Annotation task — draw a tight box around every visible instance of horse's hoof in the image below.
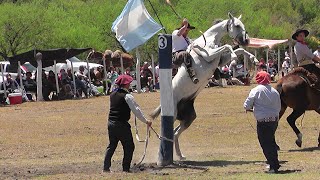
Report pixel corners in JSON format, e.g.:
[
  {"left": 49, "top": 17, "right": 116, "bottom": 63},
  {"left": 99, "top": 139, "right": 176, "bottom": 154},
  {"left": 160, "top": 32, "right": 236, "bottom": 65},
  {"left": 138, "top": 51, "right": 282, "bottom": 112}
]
[
  {"left": 178, "top": 156, "right": 187, "bottom": 161},
  {"left": 295, "top": 140, "right": 302, "bottom": 147}
]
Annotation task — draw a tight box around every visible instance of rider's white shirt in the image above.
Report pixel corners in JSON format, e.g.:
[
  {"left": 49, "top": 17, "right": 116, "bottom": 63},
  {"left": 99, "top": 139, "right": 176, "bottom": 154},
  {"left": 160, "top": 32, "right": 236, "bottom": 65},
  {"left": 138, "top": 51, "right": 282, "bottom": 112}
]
[
  {"left": 294, "top": 42, "right": 315, "bottom": 64},
  {"left": 172, "top": 30, "right": 191, "bottom": 53}
]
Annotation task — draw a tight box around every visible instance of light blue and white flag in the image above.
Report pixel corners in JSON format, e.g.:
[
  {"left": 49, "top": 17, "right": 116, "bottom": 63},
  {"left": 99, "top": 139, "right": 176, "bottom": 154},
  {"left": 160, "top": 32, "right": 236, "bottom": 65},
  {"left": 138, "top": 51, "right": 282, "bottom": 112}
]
[{"left": 111, "top": 0, "right": 163, "bottom": 52}]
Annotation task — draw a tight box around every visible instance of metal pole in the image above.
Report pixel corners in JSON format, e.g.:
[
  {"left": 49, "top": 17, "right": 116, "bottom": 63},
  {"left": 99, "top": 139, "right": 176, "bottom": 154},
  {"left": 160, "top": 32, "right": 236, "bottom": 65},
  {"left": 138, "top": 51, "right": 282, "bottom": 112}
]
[
  {"left": 18, "top": 61, "right": 24, "bottom": 92},
  {"left": 135, "top": 48, "right": 141, "bottom": 93},
  {"left": 120, "top": 54, "right": 124, "bottom": 75},
  {"left": 86, "top": 58, "right": 92, "bottom": 96},
  {"left": 278, "top": 48, "right": 281, "bottom": 78},
  {"left": 157, "top": 34, "right": 174, "bottom": 166},
  {"left": 266, "top": 48, "right": 269, "bottom": 73},
  {"left": 54, "top": 60, "right": 60, "bottom": 94},
  {"left": 289, "top": 42, "right": 293, "bottom": 68},
  {"left": 70, "top": 61, "right": 77, "bottom": 98},
  {"left": 1, "top": 63, "right": 7, "bottom": 98},
  {"left": 151, "top": 54, "right": 156, "bottom": 90},
  {"left": 254, "top": 49, "right": 257, "bottom": 73},
  {"left": 36, "top": 53, "right": 43, "bottom": 101},
  {"left": 102, "top": 57, "right": 107, "bottom": 80}
]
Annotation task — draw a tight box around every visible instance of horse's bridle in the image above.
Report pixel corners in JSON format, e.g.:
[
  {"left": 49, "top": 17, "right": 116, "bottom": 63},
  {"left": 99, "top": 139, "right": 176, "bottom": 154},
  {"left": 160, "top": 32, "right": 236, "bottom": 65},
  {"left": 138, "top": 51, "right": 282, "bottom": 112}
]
[{"left": 226, "top": 19, "right": 248, "bottom": 45}]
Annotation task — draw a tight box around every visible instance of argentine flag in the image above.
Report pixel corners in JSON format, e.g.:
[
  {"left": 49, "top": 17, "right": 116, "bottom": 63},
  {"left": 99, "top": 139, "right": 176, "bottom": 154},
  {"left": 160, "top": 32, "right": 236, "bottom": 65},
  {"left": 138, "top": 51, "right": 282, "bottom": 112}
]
[{"left": 112, "top": 0, "right": 163, "bottom": 52}]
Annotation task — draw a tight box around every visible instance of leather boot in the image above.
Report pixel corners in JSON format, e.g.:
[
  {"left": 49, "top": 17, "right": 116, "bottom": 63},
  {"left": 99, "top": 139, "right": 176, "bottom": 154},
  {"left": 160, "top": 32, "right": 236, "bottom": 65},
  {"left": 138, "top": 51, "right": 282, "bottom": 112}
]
[{"left": 187, "top": 68, "right": 199, "bottom": 84}]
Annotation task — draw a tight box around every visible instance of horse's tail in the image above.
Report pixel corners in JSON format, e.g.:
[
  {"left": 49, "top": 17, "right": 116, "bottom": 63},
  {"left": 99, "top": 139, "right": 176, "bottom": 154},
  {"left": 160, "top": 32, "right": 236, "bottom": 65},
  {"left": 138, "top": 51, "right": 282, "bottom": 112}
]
[{"left": 150, "top": 105, "right": 161, "bottom": 120}]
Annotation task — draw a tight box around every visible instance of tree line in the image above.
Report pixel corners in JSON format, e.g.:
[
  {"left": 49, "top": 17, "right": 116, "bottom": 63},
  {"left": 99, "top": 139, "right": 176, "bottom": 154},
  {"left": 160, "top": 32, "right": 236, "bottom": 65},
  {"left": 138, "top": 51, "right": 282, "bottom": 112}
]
[{"left": 0, "top": 0, "right": 319, "bottom": 61}]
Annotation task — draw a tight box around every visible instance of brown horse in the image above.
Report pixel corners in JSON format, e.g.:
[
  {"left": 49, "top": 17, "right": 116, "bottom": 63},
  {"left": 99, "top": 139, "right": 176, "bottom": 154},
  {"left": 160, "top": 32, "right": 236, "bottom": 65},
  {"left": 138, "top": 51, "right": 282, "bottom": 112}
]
[
  {"left": 276, "top": 68, "right": 320, "bottom": 148},
  {"left": 87, "top": 49, "right": 134, "bottom": 69}
]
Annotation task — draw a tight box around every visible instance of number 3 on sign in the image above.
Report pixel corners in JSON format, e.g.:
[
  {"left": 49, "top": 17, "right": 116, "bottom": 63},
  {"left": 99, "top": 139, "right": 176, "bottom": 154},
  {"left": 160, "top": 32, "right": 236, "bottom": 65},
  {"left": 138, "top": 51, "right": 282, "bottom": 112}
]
[{"left": 158, "top": 35, "right": 167, "bottom": 49}]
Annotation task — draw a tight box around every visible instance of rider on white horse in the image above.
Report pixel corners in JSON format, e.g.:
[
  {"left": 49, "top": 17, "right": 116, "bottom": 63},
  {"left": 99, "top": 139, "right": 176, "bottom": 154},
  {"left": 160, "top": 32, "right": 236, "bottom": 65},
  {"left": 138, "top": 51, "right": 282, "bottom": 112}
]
[{"left": 172, "top": 18, "right": 199, "bottom": 84}]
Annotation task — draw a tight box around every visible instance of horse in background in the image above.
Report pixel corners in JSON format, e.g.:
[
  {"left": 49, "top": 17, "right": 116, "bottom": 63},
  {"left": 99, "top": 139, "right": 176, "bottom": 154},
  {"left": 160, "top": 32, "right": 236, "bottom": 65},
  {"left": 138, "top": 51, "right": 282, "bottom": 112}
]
[
  {"left": 276, "top": 67, "right": 320, "bottom": 148},
  {"left": 151, "top": 13, "right": 258, "bottom": 162}
]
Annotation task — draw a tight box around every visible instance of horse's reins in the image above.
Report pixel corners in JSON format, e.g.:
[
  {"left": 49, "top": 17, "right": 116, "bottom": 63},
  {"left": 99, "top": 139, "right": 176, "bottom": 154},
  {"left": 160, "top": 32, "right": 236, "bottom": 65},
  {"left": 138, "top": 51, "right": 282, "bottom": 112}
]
[
  {"left": 133, "top": 116, "right": 174, "bottom": 167},
  {"left": 245, "top": 109, "right": 256, "bottom": 131}
]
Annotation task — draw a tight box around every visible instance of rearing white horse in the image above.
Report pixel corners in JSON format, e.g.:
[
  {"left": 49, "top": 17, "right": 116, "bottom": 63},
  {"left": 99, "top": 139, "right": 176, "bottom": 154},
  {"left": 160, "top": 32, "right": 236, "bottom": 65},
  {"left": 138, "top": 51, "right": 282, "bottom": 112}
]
[{"left": 151, "top": 13, "right": 258, "bottom": 161}]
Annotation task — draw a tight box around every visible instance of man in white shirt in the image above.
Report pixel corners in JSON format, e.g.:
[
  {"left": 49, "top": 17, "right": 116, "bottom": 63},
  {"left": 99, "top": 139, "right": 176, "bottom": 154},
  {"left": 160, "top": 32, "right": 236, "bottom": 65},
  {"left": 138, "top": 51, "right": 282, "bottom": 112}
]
[
  {"left": 244, "top": 71, "right": 281, "bottom": 173},
  {"left": 281, "top": 57, "right": 290, "bottom": 76},
  {"left": 172, "top": 18, "right": 198, "bottom": 83},
  {"left": 292, "top": 29, "right": 320, "bottom": 76}
]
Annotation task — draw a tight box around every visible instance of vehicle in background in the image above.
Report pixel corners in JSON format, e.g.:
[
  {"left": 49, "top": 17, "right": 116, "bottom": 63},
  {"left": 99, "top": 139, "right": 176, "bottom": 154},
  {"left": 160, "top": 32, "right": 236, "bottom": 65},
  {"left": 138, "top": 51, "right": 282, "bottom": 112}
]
[
  {"left": 44, "top": 56, "right": 103, "bottom": 74},
  {"left": 0, "top": 61, "right": 37, "bottom": 85}
]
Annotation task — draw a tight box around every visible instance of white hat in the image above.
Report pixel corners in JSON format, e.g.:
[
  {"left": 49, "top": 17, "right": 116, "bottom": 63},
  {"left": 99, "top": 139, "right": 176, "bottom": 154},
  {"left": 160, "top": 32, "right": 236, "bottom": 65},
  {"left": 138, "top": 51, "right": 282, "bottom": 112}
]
[{"left": 285, "top": 57, "right": 290, "bottom": 60}]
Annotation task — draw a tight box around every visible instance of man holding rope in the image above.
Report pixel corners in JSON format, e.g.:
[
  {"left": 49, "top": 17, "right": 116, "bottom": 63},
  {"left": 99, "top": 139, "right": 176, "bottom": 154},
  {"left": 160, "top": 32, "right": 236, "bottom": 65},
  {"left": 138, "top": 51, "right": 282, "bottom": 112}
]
[
  {"left": 172, "top": 18, "right": 199, "bottom": 84},
  {"left": 103, "top": 74, "right": 152, "bottom": 173}
]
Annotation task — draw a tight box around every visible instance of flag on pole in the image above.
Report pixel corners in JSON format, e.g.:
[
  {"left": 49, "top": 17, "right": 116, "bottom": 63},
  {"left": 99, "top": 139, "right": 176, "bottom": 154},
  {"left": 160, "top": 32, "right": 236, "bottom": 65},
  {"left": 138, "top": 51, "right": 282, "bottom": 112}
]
[{"left": 112, "top": 0, "right": 163, "bottom": 52}]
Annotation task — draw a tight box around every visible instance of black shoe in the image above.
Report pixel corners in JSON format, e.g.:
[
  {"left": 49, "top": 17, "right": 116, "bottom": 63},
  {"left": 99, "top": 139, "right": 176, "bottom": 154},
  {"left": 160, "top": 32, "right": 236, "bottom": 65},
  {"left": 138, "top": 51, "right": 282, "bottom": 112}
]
[
  {"left": 102, "top": 169, "right": 111, "bottom": 173},
  {"left": 123, "top": 169, "right": 132, "bottom": 173},
  {"left": 265, "top": 168, "right": 278, "bottom": 174}
]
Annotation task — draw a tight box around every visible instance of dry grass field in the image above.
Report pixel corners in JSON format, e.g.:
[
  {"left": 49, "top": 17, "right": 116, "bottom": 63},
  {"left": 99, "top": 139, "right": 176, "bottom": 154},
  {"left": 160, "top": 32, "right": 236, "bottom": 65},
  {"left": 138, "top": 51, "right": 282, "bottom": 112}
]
[{"left": 0, "top": 85, "right": 319, "bottom": 179}]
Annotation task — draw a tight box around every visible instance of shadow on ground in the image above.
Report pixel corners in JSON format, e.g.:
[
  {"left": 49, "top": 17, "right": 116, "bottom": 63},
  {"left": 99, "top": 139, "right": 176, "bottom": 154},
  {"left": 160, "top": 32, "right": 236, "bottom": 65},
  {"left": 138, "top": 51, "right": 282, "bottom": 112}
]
[{"left": 288, "top": 146, "right": 320, "bottom": 152}]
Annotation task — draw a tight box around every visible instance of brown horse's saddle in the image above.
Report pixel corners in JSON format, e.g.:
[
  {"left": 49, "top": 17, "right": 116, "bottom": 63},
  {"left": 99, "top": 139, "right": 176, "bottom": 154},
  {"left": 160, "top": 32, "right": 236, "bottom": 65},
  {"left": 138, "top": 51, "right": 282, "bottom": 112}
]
[{"left": 289, "top": 67, "right": 320, "bottom": 91}]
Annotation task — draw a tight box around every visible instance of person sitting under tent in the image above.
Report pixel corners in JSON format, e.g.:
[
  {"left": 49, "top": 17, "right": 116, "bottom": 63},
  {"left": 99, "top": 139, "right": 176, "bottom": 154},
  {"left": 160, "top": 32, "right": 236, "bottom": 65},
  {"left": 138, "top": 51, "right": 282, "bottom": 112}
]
[
  {"left": 229, "top": 60, "right": 249, "bottom": 85},
  {"left": 23, "top": 72, "right": 37, "bottom": 93},
  {"left": 3, "top": 74, "right": 19, "bottom": 93},
  {"left": 172, "top": 18, "right": 198, "bottom": 84}
]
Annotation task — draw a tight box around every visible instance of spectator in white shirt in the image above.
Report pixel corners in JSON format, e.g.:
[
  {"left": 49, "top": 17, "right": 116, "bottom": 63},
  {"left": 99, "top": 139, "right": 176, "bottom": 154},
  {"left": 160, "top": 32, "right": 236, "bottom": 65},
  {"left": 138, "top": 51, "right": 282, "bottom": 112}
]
[
  {"left": 244, "top": 71, "right": 281, "bottom": 173},
  {"left": 281, "top": 57, "right": 290, "bottom": 76}
]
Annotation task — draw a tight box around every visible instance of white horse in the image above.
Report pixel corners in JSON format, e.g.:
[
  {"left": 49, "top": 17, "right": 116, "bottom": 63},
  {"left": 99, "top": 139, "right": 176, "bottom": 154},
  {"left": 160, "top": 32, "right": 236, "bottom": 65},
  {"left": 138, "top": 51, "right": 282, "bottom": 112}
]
[{"left": 151, "top": 13, "right": 258, "bottom": 161}]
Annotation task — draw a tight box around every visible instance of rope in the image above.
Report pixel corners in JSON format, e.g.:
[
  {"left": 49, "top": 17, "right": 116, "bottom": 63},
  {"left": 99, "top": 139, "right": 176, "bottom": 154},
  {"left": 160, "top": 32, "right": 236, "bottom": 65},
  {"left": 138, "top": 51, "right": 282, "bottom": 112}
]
[
  {"left": 245, "top": 110, "right": 256, "bottom": 131},
  {"left": 134, "top": 119, "right": 175, "bottom": 167},
  {"left": 147, "top": 0, "right": 167, "bottom": 34}
]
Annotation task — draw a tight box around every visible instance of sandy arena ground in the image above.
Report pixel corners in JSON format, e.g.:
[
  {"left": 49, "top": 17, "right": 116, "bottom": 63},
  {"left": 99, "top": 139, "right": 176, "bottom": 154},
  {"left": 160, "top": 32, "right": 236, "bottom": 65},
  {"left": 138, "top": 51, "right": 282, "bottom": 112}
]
[{"left": 0, "top": 85, "right": 319, "bottom": 179}]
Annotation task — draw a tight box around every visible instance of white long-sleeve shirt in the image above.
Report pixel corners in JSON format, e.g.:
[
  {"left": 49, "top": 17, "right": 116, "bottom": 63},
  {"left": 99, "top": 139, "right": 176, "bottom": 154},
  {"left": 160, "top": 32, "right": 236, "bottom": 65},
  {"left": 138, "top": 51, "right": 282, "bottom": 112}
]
[
  {"left": 124, "top": 94, "right": 147, "bottom": 124},
  {"left": 244, "top": 85, "right": 281, "bottom": 120},
  {"left": 294, "top": 42, "right": 315, "bottom": 66}
]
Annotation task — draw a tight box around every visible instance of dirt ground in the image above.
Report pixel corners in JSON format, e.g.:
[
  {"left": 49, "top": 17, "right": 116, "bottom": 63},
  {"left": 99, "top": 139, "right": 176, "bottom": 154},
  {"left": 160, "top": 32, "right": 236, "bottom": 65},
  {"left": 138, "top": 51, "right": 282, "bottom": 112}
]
[{"left": 0, "top": 85, "right": 319, "bottom": 179}]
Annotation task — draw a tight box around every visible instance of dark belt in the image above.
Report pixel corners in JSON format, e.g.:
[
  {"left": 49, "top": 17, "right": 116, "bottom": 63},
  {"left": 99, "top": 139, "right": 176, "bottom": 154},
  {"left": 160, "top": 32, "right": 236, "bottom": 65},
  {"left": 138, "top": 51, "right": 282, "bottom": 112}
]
[{"left": 257, "top": 116, "right": 278, "bottom": 123}]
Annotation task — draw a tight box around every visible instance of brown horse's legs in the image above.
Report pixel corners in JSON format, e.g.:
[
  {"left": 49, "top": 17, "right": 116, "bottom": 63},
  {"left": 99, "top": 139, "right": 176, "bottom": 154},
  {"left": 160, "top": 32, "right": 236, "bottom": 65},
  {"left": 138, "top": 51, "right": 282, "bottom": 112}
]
[
  {"left": 279, "top": 101, "right": 287, "bottom": 119},
  {"left": 316, "top": 109, "right": 320, "bottom": 147},
  {"left": 287, "top": 110, "right": 305, "bottom": 147}
]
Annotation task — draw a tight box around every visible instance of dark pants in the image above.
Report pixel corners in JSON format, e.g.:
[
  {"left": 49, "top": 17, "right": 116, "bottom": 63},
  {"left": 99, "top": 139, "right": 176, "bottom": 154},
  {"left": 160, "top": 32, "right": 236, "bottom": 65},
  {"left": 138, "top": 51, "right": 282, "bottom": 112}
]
[
  {"left": 103, "top": 121, "right": 135, "bottom": 171},
  {"left": 257, "top": 121, "right": 280, "bottom": 170}
]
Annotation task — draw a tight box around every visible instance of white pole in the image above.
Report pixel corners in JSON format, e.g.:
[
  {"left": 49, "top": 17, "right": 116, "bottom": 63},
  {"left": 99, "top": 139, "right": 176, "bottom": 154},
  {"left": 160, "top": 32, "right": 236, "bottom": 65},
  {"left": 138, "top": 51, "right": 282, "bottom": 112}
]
[
  {"left": 266, "top": 48, "right": 269, "bottom": 72},
  {"left": 36, "top": 53, "right": 43, "bottom": 101},
  {"left": 70, "top": 61, "right": 77, "bottom": 98},
  {"left": 102, "top": 57, "right": 107, "bottom": 80},
  {"left": 289, "top": 42, "right": 293, "bottom": 68},
  {"left": 135, "top": 48, "right": 141, "bottom": 93},
  {"left": 120, "top": 55, "right": 124, "bottom": 75},
  {"left": 18, "top": 61, "right": 24, "bottom": 92},
  {"left": 1, "top": 63, "right": 7, "bottom": 98},
  {"left": 254, "top": 49, "right": 257, "bottom": 73},
  {"left": 86, "top": 58, "right": 92, "bottom": 96},
  {"left": 278, "top": 48, "right": 280, "bottom": 78},
  {"left": 54, "top": 60, "right": 60, "bottom": 94},
  {"left": 151, "top": 54, "right": 156, "bottom": 89}
]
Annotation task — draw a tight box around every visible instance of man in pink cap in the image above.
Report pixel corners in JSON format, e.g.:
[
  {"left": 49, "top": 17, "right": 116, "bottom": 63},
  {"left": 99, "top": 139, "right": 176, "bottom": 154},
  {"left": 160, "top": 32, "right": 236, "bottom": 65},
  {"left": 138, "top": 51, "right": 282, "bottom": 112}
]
[
  {"left": 103, "top": 74, "right": 152, "bottom": 173},
  {"left": 243, "top": 71, "right": 281, "bottom": 173}
]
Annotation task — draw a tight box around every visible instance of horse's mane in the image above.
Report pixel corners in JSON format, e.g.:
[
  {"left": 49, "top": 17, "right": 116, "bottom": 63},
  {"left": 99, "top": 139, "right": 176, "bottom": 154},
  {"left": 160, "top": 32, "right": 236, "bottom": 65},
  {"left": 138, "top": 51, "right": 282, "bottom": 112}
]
[{"left": 289, "top": 67, "right": 319, "bottom": 88}]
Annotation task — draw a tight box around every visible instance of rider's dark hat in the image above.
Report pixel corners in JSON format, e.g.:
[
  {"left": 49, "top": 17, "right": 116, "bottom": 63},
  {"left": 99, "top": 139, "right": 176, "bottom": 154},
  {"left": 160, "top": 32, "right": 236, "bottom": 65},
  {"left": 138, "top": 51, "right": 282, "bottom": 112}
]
[
  {"left": 178, "top": 23, "right": 195, "bottom": 30},
  {"left": 292, "top": 29, "right": 309, "bottom": 40}
]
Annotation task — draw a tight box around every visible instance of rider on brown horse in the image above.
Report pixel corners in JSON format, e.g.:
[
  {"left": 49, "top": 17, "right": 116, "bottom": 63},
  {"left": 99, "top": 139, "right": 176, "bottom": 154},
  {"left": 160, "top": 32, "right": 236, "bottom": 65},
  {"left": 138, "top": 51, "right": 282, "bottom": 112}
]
[{"left": 292, "top": 29, "right": 320, "bottom": 79}]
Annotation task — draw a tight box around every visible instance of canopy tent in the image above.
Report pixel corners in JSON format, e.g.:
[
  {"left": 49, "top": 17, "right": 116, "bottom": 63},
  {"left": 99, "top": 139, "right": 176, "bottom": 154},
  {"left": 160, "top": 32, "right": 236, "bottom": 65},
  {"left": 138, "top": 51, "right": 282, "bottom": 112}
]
[
  {"left": 7, "top": 48, "right": 92, "bottom": 70},
  {"left": 5, "top": 48, "right": 92, "bottom": 101},
  {"left": 247, "top": 38, "right": 290, "bottom": 77},
  {"left": 248, "top": 38, "right": 288, "bottom": 49}
]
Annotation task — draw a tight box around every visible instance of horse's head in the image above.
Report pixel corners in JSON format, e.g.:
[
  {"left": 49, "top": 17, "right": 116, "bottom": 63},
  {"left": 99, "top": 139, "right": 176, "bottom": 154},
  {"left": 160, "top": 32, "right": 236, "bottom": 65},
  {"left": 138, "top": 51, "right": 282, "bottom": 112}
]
[{"left": 226, "top": 13, "right": 249, "bottom": 46}]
